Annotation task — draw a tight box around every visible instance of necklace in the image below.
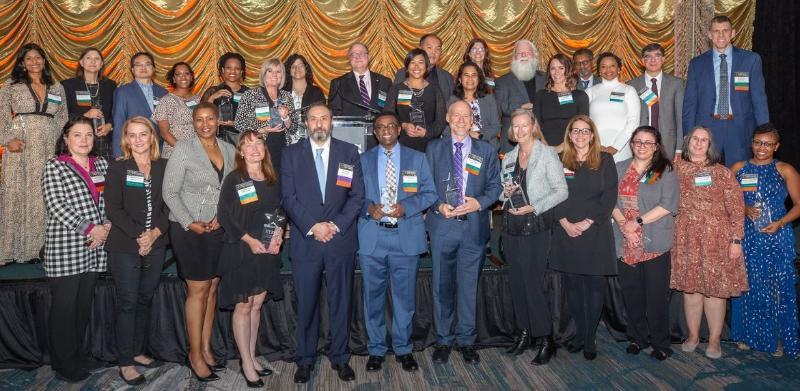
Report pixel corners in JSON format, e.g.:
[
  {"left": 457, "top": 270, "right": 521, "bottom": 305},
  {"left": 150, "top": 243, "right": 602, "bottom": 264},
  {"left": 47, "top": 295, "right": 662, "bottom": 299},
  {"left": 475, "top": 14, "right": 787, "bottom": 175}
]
[
  {"left": 200, "top": 140, "right": 218, "bottom": 148},
  {"left": 404, "top": 80, "right": 426, "bottom": 97},
  {"left": 84, "top": 79, "right": 100, "bottom": 99}
]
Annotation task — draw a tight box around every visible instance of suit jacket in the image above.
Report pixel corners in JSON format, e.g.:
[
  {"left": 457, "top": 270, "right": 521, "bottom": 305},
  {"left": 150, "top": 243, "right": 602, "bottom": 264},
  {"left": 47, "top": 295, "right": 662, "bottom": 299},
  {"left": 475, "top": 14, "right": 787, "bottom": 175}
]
[
  {"left": 495, "top": 70, "right": 547, "bottom": 152},
  {"left": 104, "top": 158, "right": 170, "bottom": 254},
  {"left": 499, "top": 140, "right": 568, "bottom": 214},
  {"left": 394, "top": 66, "right": 454, "bottom": 99},
  {"left": 112, "top": 81, "right": 168, "bottom": 157},
  {"left": 425, "top": 136, "right": 502, "bottom": 244},
  {"left": 281, "top": 137, "right": 365, "bottom": 258},
  {"left": 162, "top": 137, "right": 236, "bottom": 229},
  {"left": 358, "top": 144, "right": 437, "bottom": 256},
  {"left": 576, "top": 75, "right": 601, "bottom": 90},
  {"left": 329, "top": 71, "right": 393, "bottom": 116},
  {"left": 682, "top": 47, "right": 769, "bottom": 142},
  {"left": 446, "top": 94, "right": 502, "bottom": 150},
  {"left": 630, "top": 73, "right": 685, "bottom": 159}
]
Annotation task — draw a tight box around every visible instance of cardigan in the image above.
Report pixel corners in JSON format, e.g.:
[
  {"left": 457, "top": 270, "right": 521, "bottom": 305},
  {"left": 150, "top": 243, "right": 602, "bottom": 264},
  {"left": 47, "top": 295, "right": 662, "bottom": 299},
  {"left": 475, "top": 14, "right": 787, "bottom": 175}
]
[{"left": 499, "top": 139, "right": 568, "bottom": 214}]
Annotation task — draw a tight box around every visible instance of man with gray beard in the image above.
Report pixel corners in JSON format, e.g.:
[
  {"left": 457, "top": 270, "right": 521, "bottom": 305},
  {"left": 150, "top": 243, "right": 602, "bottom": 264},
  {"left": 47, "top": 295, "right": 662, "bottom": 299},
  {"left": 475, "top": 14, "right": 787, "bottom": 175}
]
[{"left": 495, "top": 40, "right": 546, "bottom": 152}]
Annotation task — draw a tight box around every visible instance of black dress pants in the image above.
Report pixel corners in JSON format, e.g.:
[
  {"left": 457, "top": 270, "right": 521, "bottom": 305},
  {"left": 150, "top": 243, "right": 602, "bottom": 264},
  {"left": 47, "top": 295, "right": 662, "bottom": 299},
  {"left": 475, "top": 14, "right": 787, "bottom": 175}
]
[
  {"left": 503, "top": 230, "right": 552, "bottom": 337},
  {"left": 617, "top": 251, "right": 672, "bottom": 352},
  {"left": 48, "top": 272, "right": 98, "bottom": 378},
  {"left": 564, "top": 273, "right": 606, "bottom": 353}
]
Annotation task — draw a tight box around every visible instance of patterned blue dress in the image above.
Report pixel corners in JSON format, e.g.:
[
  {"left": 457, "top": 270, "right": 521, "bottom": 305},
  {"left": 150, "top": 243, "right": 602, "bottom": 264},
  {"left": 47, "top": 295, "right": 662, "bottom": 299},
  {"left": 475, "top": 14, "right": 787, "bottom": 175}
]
[{"left": 732, "top": 160, "right": 798, "bottom": 358}]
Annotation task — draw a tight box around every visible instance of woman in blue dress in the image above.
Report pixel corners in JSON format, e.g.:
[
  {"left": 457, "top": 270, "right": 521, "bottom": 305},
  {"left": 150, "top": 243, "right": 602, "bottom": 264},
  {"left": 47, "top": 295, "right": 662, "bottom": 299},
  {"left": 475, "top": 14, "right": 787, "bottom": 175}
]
[{"left": 731, "top": 124, "right": 800, "bottom": 359}]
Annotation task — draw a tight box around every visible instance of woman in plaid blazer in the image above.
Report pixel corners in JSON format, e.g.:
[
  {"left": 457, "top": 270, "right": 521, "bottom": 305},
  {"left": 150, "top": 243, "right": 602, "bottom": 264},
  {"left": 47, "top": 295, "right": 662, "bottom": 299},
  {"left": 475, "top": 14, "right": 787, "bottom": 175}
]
[{"left": 42, "top": 117, "right": 110, "bottom": 383}]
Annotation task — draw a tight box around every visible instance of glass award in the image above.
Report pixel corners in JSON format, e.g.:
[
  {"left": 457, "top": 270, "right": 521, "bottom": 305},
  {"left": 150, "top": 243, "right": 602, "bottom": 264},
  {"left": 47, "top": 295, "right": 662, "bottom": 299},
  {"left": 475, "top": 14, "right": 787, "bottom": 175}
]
[
  {"left": 260, "top": 209, "right": 287, "bottom": 248},
  {"left": 751, "top": 191, "right": 772, "bottom": 231},
  {"left": 91, "top": 99, "right": 105, "bottom": 133},
  {"left": 506, "top": 175, "right": 529, "bottom": 209},
  {"left": 381, "top": 186, "right": 396, "bottom": 214},
  {"left": 443, "top": 172, "right": 462, "bottom": 207},
  {"left": 218, "top": 95, "right": 233, "bottom": 122},
  {"left": 410, "top": 107, "right": 426, "bottom": 128}
]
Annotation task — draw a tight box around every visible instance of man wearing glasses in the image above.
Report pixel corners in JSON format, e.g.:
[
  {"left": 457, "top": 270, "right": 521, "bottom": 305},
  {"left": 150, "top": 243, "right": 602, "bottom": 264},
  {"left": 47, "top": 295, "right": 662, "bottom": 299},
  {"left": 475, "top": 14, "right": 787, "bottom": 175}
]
[
  {"left": 573, "top": 48, "right": 600, "bottom": 91},
  {"left": 329, "top": 42, "right": 393, "bottom": 117},
  {"left": 629, "top": 43, "right": 686, "bottom": 160}
]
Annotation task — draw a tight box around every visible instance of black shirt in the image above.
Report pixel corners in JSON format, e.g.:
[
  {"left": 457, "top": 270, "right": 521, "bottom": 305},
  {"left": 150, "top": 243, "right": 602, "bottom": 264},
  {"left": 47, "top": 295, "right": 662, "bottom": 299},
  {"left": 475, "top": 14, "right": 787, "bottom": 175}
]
[
  {"left": 533, "top": 89, "right": 590, "bottom": 146},
  {"left": 384, "top": 82, "right": 447, "bottom": 152},
  {"left": 523, "top": 76, "right": 538, "bottom": 103},
  {"left": 202, "top": 83, "right": 250, "bottom": 135}
]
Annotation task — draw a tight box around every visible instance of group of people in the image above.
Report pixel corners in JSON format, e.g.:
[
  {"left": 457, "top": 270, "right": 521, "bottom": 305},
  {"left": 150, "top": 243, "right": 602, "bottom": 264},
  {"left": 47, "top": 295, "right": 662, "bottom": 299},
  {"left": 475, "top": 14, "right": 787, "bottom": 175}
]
[{"left": 0, "top": 13, "right": 797, "bottom": 387}]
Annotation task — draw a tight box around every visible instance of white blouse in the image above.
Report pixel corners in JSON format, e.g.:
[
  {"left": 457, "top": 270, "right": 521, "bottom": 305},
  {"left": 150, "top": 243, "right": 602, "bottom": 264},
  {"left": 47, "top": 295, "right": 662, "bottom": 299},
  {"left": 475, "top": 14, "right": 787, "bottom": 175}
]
[{"left": 586, "top": 78, "right": 641, "bottom": 162}]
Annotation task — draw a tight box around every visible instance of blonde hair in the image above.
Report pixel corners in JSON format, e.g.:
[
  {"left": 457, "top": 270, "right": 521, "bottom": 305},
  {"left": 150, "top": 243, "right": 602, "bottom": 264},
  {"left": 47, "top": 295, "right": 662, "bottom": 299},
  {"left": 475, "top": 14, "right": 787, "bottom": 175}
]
[
  {"left": 561, "top": 114, "right": 601, "bottom": 170},
  {"left": 259, "top": 58, "right": 285, "bottom": 89},
  {"left": 120, "top": 116, "right": 160, "bottom": 160},
  {"left": 507, "top": 108, "right": 544, "bottom": 144}
]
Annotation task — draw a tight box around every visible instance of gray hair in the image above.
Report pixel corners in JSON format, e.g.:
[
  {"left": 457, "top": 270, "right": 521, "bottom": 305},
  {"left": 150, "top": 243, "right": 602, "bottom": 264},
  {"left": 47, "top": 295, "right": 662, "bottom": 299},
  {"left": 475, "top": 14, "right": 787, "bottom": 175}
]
[{"left": 680, "top": 126, "right": 721, "bottom": 165}]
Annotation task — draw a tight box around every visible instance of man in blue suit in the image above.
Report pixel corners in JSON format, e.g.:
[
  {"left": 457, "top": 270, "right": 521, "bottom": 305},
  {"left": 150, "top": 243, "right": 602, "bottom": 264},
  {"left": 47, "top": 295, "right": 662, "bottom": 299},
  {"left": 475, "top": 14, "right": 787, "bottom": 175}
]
[
  {"left": 358, "top": 113, "right": 437, "bottom": 373},
  {"left": 425, "top": 100, "right": 502, "bottom": 364},
  {"left": 111, "top": 52, "right": 167, "bottom": 157},
  {"left": 682, "top": 15, "right": 769, "bottom": 165},
  {"left": 280, "top": 103, "right": 365, "bottom": 383}
]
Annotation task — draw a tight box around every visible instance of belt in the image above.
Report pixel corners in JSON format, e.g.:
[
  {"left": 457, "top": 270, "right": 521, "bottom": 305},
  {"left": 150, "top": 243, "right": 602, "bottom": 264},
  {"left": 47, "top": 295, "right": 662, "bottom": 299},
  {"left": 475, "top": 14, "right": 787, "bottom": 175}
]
[
  {"left": 712, "top": 114, "right": 734, "bottom": 120},
  {"left": 454, "top": 215, "right": 467, "bottom": 221},
  {"left": 378, "top": 221, "right": 398, "bottom": 229}
]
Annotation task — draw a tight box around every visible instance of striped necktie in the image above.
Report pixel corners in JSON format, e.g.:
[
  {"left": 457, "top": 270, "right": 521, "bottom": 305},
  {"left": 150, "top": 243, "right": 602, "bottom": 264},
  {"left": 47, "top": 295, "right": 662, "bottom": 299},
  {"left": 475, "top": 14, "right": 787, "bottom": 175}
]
[{"left": 358, "top": 74, "right": 370, "bottom": 106}]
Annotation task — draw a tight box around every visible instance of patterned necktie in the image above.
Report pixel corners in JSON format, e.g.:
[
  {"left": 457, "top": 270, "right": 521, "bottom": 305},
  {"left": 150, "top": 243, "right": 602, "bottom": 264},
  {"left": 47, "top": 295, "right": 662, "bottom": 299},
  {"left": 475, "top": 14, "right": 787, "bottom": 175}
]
[
  {"left": 717, "top": 53, "right": 730, "bottom": 116},
  {"left": 384, "top": 149, "right": 397, "bottom": 224},
  {"left": 315, "top": 148, "right": 326, "bottom": 203},
  {"left": 358, "top": 74, "right": 370, "bottom": 106},
  {"left": 454, "top": 142, "right": 464, "bottom": 206},
  {"left": 650, "top": 77, "right": 659, "bottom": 129},
  {"left": 582, "top": 80, "right": 589, "bottom": 89}
]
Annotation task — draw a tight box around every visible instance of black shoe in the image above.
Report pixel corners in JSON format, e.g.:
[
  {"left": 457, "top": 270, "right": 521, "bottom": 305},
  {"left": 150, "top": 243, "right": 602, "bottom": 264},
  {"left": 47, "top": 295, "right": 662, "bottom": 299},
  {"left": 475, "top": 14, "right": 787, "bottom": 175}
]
[
  {"left": 365, "top": 355, "right": 384, "bottom": 371},
  {"left": 133, "top": 357, "right": 164, "bottom": 369},
  {"left": 119, "top": 369, "right": 146, "bottom": 386},
  {"left": 566, "top": 343, "right": 583, "bottom": 354},
  {"left": 460, "top": 346, "right": 480, "bottom": 364},
  {"left": 432, "top": 345, "right": 452, "bottom": 363},
  {"left": 583, "top": 351, "right": 597, "bottom": 361},
  {"left": 331, "top": 362, "right": 355, "bottom": 381},
  {"left": 651, "top": 349, "right": 671, "bottom": 361},
  {"left": 626, "top": 343, "right": 644, "bottom": 355},
  {"left": 55, "top": 370, "right": 90, "bottom": 383},
  {"left": 184, "top": 357, "right": 220, "bottom": 382},
  {"left": 294, "top": 364, "right": 312, "bottom": 383},
  {"left": 208, "top": 361, "right": 226, "bottom": 372},
  {"left": 26, "top": 258, "right": 42, "bottom": 264},
  {"left": 240, "top": 367, "right": 265, "bottom": 388},
  {"left": 531, "top": 336, "right": 557, "bottom": 366},
  {"left": 396, "top": 354, "right": 418, "bottom": 372},
  {"left": 506, "top": 329, "right": 531, "bottom": 356},
  {"left": 255, "top": 367, "right": 273, "bottom": 377}
]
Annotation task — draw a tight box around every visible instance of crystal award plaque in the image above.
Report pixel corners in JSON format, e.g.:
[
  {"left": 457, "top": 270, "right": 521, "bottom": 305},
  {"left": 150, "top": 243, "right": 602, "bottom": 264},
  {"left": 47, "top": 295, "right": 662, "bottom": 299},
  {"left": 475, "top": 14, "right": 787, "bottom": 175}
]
[
  {"left": 751, "top": 192, "right": 773, "bottom": 231},
  {"left": 381, "top": 186, "right": 397, "bottom": 214},
  {"left": 260, "top": 209, "right": 287, "bottom": 248},
  {"left": 443, "top": 172, "right": 462, "bottom": 207}
]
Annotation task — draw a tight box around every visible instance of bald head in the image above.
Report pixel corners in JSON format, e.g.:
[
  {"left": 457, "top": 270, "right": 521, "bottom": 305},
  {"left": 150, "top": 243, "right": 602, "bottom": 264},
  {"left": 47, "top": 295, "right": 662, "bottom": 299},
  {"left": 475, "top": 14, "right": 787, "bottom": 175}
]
[{"left": 447, "top": 100, "right": 473, "bottom": 141}]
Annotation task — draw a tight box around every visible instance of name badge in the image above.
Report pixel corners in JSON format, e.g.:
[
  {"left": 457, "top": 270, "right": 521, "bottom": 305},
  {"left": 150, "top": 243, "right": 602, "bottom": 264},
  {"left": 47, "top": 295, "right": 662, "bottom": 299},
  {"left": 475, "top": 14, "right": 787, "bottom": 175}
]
[
  {"left": 638, "top": 87, "right": 659, "bottom": 107},
  {"left": 255, "top": 104, "right": 271, "bottom": 122},
  {"left": 46, "top": 93, "right": 63, "bottom": 105},
  {"left": 485, "top": 78, "right": 496, "bottom": 87},
  {"left": 336, "top": 163, "right": 354, "bottom": 188},
  {"left": 694, "top": 172, "right": 712, "bottom": 187},
  {"left": 502, "top": 162, "right": 515, "bottom": 179},
  {"left": 557, "top": 92, "right": 574, "bottom": 105},
  {"left": 186, "top": 100, "right": 198, "bottom": 109},
  {"left": 377, "top": 91, "right": 387, "bottom": 108},
  {"left": 609, "top": 91, "right": 625, "bottom": 103},
  {"left": 734, "top": 72, "right": 750, "bottom": 91},
  {"left": 465, "top": 153, "right": 482, "bottom": 176},
  {"left": 125, "top": 170, "right": 145, "bottom": 188},
  {"left": 153, "top": 98, "right": 160, "bottom": 108},
  {"left": 402, "top": 170, "right": 418, "bottom": 193},
  {"left": 75, "top": 91, "right": 92, "bottom": 107},
  {"left": 397, "top": 90, "right": 413, "bottom": 106},
  {"left": 740, "top": 173, "right": 758, "bottom": 192},
  {"left": 640, "top": 171, "right": 660, "bottom": 184},
  {"left": 564, "top": 167, "right": 575, "bottom": 180},
  {"left": 90, "top": 172, "right": 105, "bottom": 193},
  {"left": 232, "top": 92, "right": 242, "bottom": 104},
  {"left": 236, "top": 181, "right": 258, "bottom": 205}
]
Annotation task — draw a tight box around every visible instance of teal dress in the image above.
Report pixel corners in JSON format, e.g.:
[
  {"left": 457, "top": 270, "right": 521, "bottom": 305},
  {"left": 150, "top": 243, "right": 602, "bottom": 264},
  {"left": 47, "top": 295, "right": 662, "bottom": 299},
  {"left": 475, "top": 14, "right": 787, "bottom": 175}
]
[{"left": 732, "top": 160, "right": 798, "bottom": 358}]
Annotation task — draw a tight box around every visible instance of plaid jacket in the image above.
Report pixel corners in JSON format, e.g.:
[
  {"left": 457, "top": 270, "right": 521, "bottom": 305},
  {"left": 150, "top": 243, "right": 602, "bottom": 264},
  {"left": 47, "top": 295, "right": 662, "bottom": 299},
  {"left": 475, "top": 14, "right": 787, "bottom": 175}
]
[{"left": 42, "top": 156, "right": 109, "bottom": 277}]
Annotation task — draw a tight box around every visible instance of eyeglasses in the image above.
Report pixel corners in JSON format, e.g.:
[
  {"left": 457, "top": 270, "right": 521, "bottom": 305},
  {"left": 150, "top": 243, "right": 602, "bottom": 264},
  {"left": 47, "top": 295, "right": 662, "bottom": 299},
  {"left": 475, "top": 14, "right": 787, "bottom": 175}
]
[
  {"left": 470, "top": 47, "right": 486, "bottom": 53},
  {"left": 643, "top": 54, "right": 664, "bottom": 62},
  {"left": 349, "top": 52, "right": 368, "bottom": 59},
  {"left": 575, "top": 60, "right": 591, "bottom": 66},
  {"left": 374, "top": 123, "right": 400, "bottom": 131},
  {"left": 631, "top": 140, "right": 657, "bottom": 147},
  {"left": 752, "top": 140, "right": 777, "bottom": 148},
  {"left": 133, "top": 62, "right": 153, "bottom": 68},
  {"left": 570, "top": 128, "right": 592, "bottom": 135}
]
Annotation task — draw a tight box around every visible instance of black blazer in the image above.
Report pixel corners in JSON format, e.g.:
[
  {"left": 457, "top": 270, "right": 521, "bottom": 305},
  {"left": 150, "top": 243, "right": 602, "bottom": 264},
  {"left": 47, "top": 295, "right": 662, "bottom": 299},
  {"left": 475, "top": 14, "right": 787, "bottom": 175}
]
[
  {"left": 329, "top": 71, "right": 393, "bottom": 116},
  {"left": 104, "top": 158, "right": 170, "bottom": 254},
  {"left": 283, "top": 84, "right": 327, "bottom": 118}
]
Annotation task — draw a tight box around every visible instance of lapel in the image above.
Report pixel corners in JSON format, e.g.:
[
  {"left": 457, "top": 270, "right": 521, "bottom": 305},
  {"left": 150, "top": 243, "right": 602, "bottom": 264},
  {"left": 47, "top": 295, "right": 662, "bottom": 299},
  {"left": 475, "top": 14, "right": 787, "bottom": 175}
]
[
  {"left": 527, "top": 141, "right": 543, "bottom": 174},
  {"left": 465, "top": 140, "right": 480, "bottom": 196},
  {"left": 191, "top": 138, "right": 222, "bottom": 184},
  {"left": 512, "top": 77, "right": 527, "bottom": 100},
  {"left": 362, "top": 147, "right": 378, "bottom": 201},
  {"left": 324, "top": 139, "right": 341, "bottom": 203},
  {"left": 370, "top": 73, "right": 384, "bottom": 107},
  {"left": 397, "top": 145, "right": 412, "bottom": 201},
  {"left": 129, "top": 82, "right": 152, "bottom": 116},
  {"left": 301, "top": 139, "right": 324, "bottom": 204}
]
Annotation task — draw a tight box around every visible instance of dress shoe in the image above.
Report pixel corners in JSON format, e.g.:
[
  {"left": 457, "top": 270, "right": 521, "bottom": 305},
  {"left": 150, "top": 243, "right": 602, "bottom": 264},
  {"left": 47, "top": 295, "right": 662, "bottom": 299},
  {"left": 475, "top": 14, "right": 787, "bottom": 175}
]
[
  {"left": 240, "top": 367, "right": 265, "bottom": 388},
  {"left": 460, "top": 346, "right": 480, "bottom": 364},
  {"left": 207, "top": 361, "right": 226, "bottom": 372},
  {"left": 366, "top": 355, "right": 384, "bottom": 371},
  {"left": 396, "top": 354, "right": 418, "bottom": 372},
  {"left": 119, "top": 369, "right": 146, "bottom": 386},
  {"left": 505, "top": 329, "right": 531, "bottom": 355},
  {"left": 243, "top": 359, "right": 273, "bottom": 377},
  {"left": 331, "top": 362, "right": 355, "bottom": 381},
  {"left": 531, "top": 336, "right": 557, "bottom": 366},
  {"left": 705, "top": 345, "right": 722, "bottom": 359},
  {"left": 681, "top": 339, "right": 699, "bottom": 353},
  {"left": 626, "top": 343, "right": 644, "bottom": 355},
  {"left": 583, "top": 351, "right": 597, "bottom": 361},
  {"left": 651, "top": 349, "right": 671, "bottom": 361},
  {"left": 293, "top": 365, "right": 312, "bottom": 383},
  {"left": 566, "top": 343, "right": 583, "bottom": 354},
  {"left": 432, "top": 345, "right": 452, "bottom": 363},
  {"left": 184, "top": 357, "right": 220, "bottom": 382}
]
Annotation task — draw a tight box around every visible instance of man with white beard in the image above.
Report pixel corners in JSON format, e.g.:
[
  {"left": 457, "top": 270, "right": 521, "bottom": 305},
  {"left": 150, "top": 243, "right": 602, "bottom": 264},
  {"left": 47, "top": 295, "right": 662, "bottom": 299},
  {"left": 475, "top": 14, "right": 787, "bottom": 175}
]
[{"left": 495, "top": 40, "right": 546, "bottom": 152}]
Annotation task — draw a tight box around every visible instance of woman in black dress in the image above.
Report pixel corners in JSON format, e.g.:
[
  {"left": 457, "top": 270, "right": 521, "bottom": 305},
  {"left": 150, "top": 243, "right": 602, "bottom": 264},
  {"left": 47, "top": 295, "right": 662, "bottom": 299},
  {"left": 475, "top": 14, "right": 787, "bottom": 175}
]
[
  {"left": 384, "top": 48, "right": 446, "bottom": 152},
  {"left": 550, "top": 114, "right": 618, "bottom": 360},
  {"left": 203, "top": 52, "right": 249, "bottom": 145},
  {"left": 283, "top": 53, "right": 326, "bottom": 111},
  {"left": 533, "top": 54, "right": 589, "bottom": 152},
  {"left": 217, "top": 130, "right": 284, "bottom": 387},
  {"left": 61, "top": 47, "right": 117, "bottom": 160}
]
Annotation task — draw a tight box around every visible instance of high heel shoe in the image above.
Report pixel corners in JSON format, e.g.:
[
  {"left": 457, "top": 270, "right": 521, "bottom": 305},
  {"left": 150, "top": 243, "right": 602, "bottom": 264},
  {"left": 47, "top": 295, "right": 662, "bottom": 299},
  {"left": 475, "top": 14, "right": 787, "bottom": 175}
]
[
  {"left": 184, "top": 357, "right": 220, "bottom": 382},
  {"left": 505, "top": 329, "right": 531, "bottom": 355},
  {"left": 240, "top": 366, "right": 265, "bottom": 388},
  {"left": 681, "top": 339, "right": 699, "bottom": 353},
  {"left": 532, "top": 336, "right": 557, "bottom": 365},
  {"left": 242, "top": 359, "right": 273, "bottom": 377}
]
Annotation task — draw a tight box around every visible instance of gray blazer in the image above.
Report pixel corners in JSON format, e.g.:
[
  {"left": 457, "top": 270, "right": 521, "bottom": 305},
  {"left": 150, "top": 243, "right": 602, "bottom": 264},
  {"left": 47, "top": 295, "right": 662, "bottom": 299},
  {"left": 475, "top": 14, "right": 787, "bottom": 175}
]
[
  {"left": 629, "top": 73, "right": 685, "bottom": 159},
  {"left": 163, "top": 137, "right": 236, "bottom": 229},
  {"left": 612, "top": 158, "right": 680, "bottom": 256},
  {"left": 499, "top": 139, "right": 568, "bottom": 214},
  {"left": 495, "top": 70, "right": 546, "bottom": 152},
  {"left": 445, "top": 94, "right": 502, "bottom": 150},
  {"left": 576, "top": 75, "right": 601, "bottom": 90}
]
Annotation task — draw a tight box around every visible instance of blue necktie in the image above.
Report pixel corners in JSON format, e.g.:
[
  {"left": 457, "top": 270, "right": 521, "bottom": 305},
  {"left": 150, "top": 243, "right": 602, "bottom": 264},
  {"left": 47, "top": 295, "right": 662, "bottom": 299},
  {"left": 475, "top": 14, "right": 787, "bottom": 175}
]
[{"left": 315, "top": 148, "right": 326, "bottom": 202}]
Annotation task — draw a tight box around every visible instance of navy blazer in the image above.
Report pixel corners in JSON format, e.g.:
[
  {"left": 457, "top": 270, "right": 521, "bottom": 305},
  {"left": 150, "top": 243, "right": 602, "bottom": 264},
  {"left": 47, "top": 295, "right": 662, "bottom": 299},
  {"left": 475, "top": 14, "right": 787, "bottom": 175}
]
[
  {"left": 357, "top": 144, "right": 437, "bottom": 256},
  {"left": 112, "top": 81, "right": 168, "bottom": 157},
  {"left": 329, "top": 71, "right": 393, "bottom": 117},
  {"left": 281, "top": 137, "right": 365, "bottom": 258},
  {"left": 425, "top": 136, "right": 502, "bottom": 244},
  {"left": 682, "top": 47, "right": 769, "bottom": 142}
]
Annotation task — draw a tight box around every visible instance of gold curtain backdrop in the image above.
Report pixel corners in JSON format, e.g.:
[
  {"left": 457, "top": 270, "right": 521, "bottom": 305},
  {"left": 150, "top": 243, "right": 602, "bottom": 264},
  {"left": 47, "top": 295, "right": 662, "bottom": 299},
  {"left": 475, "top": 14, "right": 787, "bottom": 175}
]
[{"left": 0, "top": 0, "right": 753, "bottom": 95}]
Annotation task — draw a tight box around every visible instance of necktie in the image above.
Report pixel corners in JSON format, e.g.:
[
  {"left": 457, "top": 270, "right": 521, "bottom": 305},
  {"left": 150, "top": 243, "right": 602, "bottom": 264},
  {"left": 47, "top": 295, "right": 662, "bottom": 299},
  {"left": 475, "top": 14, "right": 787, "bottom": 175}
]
[
  {"left": 582, "top": 80, "right": 589, "bottom": 89},
  {"left": 384, "top": 149, "right": 397, "bottom": 224},
  {"left": 454, "top": 142, "right": 464, "bottom": 206},
  {"left": 650, "top": 77, "right": 659, "bottom": 129},
  {"left": 717, "top": 54, "right": 730, "bottom": 116},
  {"left": 358, "top": 74, "right": 370, "bottom": 106},
  {"left": 315, "top": 148, "right": 326, "bottom": 203}
]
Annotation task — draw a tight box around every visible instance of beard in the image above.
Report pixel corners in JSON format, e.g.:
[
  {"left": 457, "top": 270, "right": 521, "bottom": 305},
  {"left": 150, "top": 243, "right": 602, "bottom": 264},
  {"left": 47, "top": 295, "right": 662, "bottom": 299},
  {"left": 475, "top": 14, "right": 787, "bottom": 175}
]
[
  {"left": 511, "top": 58, "right": 539, "bottom": 81},
  {"left": 310, "top": 127, "right": 330, "bottom": 142}
]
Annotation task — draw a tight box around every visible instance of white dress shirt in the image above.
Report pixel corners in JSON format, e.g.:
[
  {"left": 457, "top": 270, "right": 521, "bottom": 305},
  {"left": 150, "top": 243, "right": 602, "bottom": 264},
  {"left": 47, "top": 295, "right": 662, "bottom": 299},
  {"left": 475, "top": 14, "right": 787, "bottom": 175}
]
[
  {"left": 643, "top": 71, "right": 662, "bottom": 127},
  {"left": 353, "top": 70, "right": 372, "bottom": 98}
]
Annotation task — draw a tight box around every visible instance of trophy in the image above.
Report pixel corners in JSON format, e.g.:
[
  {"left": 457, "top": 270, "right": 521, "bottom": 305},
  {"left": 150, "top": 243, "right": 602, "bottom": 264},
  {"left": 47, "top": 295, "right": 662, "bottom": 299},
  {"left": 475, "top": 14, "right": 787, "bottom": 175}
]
[
  {"left": 751, "top": 191, "right": 772, "bottom": 231},
  {"left": 218, "top": 95, "right": 233, "bottom": 122},
  {"left": 443, "top": 172, "right": 462, "bottom": 207},
  {"left": 506, "top": 175, "right": 529, "bottom": 210},
  {"left": 91, "top": 99, "right": 105, "bottom": 133},
  {"left": 260, "top": 209, "right": 287, "bottom": 248},
  {"left": 410, "top": 107, "right": 426, "bottom": 129},
  {"left": 381, "top": 186, "right": 397, "bottom": 214}
]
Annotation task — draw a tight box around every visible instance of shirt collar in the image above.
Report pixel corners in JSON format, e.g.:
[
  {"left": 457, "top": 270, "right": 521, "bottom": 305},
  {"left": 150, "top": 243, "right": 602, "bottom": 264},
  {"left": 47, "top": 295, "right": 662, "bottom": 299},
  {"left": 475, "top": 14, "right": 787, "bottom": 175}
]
[
  {"left": 353, "top": 69, "right": 371, "bottom": 80},
  {"left": 451, "top": 134, "right": 472, "bottom": 150},
  {"left": 310, "top": 136, "right": 331, "bottom": 151},
  {"left": 644, "top": 71, "right": 663, "bottom": 83}
]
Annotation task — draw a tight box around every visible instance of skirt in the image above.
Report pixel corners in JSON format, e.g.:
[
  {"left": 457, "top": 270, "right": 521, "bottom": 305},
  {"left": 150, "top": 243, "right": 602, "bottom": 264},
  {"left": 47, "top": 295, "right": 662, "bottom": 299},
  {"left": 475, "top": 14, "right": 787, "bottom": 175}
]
[
  {"left": 170, "top": 222, "right": 223, "bottom": 281},
  {"left": 217, "top": 240, "right": 283, "bottom": 310}
]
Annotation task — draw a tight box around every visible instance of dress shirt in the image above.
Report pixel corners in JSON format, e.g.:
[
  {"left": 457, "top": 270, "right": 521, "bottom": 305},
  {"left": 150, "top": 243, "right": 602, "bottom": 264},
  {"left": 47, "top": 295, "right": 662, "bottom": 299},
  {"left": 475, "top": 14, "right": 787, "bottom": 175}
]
[
  {"left": 579, "top": 76, "right": 593, "bottom": 89},
  {"left": 354, "top": 70, "right": 372, "bottom": 98},
  {"left": 309, "top": 137, "right": 332, "bottom": 174},
  {"left": 713, "top": 45, "right": 734, "bottom": 115},
  {"left": 291, "top": 91, "right": 303, "bottom": 111},
  {"left": 644, "top": 71, "right": 663, "bottom": 127},
  {"left": 451, "top": 135, "right": 472, "bottom": 196},
  {"left": 136, "top": 80, "right": 155, "bottom": 111},
  {"left": 377, "top": 144, "right": 401, "bottom": 195}
]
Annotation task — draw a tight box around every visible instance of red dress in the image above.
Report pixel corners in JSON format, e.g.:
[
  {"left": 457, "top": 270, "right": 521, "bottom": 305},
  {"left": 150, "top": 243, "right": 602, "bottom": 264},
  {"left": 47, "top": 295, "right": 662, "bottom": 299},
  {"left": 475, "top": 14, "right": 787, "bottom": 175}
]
[
  {"left": 618, "top": 164, "right": 663, "bottom": 266},
  {"left": 670, "top": 160, "right": 748, "bottom": 298}
]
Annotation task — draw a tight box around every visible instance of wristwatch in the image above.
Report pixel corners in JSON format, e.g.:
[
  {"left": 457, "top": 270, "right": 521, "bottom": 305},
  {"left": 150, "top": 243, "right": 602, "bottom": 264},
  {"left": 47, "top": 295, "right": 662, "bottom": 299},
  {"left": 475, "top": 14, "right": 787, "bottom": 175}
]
[
  {"left": 636, "top": 217, "right": 644, "bottom": 226},
  {"left": 731, "top": 238, "right": 742, "bottom": 244}
]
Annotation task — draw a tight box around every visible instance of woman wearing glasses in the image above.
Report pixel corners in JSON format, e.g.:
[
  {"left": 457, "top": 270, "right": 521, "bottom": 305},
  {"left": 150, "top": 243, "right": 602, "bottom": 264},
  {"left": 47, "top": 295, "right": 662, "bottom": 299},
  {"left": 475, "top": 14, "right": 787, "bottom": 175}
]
[
  {"left": 611, "top": 126, "right": 679, "bottom": 361},
  {"left": 463, "top": 38, "right": 495, "bottom": 88}
]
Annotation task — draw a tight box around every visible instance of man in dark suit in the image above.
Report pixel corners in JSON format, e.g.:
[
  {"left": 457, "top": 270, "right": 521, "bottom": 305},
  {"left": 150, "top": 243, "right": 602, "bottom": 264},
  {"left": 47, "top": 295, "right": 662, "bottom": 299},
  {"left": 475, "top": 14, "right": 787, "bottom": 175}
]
[
  {"left": 280, "top": 103, "right": 365, "bottom": 383},
  {"left": 683, "top": 15, "right": 769, "bottom": 165},
  {"left": 329, "top": 42, "right": 393, "bottom": 117},
  {"left": 425, "top": 100, "right": 502, "bottom": 365},
  {"left": 573, "top": 48, "right": 601, "bottom": 91},
  {"left": 358, "top": 113, "right": 437, "bottom": 373},
  {"left": 630, "top": 43, "right": 686, "bottom": 160},
  {"left": 495, "top": 40, "right": 546, "bottom": 152},
  {"left": 393, "top": 34, "right": 454, "bottom": 98}
]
